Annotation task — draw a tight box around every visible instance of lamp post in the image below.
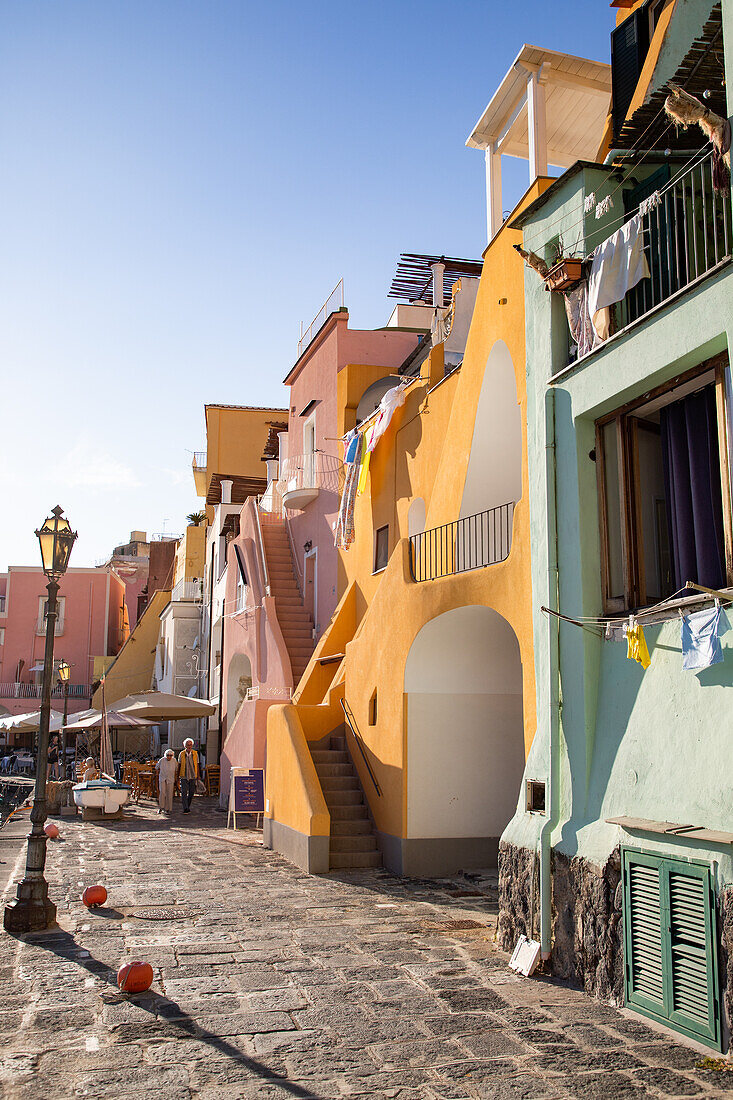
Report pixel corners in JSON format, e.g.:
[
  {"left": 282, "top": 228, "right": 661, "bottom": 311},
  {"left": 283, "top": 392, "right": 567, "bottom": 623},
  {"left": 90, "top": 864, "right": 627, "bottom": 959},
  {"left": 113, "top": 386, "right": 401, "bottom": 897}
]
[
  {"left": 4, "top": 507, "right": 77, "bottom": 935},
  {"left": 57, "top": 661, "right": 70, "bottom": 781}
]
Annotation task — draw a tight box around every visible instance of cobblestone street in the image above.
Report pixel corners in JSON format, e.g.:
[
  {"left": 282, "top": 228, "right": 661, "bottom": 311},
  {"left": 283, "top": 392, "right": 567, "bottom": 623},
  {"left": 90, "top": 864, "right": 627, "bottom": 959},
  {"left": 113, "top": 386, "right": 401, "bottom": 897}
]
[{"left": 1, "top": 801, "right": 731, "bottom": 1100}]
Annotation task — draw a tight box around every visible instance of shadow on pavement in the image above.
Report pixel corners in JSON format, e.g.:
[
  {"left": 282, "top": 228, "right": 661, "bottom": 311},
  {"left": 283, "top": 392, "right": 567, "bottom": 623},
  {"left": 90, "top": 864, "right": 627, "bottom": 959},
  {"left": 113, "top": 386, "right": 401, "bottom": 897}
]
[{"left": 18, "top": 928, "right": 325, "bottom": 1100}]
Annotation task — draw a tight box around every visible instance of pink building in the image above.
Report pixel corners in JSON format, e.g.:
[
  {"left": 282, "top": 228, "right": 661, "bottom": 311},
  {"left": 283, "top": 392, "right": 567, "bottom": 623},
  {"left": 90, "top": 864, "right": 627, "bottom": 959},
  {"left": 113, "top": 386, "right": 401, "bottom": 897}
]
[
  {"left": 219, "top": 302, "right": 422, "bottom": 796},
  {"left": 0, "top": 565, "right": 127, "bottom": 730}
]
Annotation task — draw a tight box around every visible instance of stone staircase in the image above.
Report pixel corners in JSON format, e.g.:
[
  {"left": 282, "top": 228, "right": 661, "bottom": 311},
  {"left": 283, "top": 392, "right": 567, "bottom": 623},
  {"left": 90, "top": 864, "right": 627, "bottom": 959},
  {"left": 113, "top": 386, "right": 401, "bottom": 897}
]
[
  {"left": 311, "top": 731, "right": 381, "bottom": 870},
  {"left": 261, "top": 521, "right": 315, "bottom": 685}
]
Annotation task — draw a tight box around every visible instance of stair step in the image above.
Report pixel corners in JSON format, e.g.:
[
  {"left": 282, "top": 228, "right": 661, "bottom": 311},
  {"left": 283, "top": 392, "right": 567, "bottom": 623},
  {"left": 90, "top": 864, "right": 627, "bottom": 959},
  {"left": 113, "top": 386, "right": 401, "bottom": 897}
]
[
  {"left": 330, "top": 736, "right": 347, "bottom": 752},
  {"left": 328, "top": 804, "right": 369, "bottom": 820},
  {"left": 276, "top": 595, "right": 306, "bottom": 606},
  {"left": 324, "top": 789, "right": 364, "bottom": 806},
  {"left": 320, "top": 776, "right": 359, "bottom": 791},
  {"left": 329, "top": 851, "right": 381, "bottom": 869},
  {"left": 330, "top": 835, "right": 378, "bottom": 853},
  {"left": 331, "top": 819, "right": 373, "bottom": 836},
  {"left": 314, "top": 763, "right": 355, "bottom": 779},
  {"left": 311, "top": 750, "right": 350, "bottom": 765}
]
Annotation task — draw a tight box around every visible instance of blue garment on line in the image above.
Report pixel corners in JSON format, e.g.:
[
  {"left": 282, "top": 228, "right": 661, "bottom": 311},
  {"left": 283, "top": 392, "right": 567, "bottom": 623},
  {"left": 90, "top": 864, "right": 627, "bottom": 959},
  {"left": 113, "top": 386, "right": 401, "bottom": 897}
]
[
  {"left": 344, "top": 430, "right": 361, "bottom": 465},
  {"left": 681, "top": 604, "right": 730, "bottom": 671}
]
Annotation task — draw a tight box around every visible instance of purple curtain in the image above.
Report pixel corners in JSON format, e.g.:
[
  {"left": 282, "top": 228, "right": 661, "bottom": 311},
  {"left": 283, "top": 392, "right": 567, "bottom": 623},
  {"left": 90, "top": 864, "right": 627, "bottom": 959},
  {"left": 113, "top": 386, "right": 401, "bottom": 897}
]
[{"left": 660, "top": 385, "right": 725, "bottom": 591}]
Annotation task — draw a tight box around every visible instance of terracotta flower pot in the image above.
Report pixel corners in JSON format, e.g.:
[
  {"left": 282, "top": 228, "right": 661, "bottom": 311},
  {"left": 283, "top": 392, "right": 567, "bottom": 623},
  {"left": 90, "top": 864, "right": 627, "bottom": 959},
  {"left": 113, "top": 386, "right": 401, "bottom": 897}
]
[
  {"left": 82, "top": 885, "right": 108, "bottom": 908},
  {"left": 44, "top": 822, "right": 60, "bottom": 839},
  {"left": 117, "top": 961, "right": 154, "bottom": 994}
]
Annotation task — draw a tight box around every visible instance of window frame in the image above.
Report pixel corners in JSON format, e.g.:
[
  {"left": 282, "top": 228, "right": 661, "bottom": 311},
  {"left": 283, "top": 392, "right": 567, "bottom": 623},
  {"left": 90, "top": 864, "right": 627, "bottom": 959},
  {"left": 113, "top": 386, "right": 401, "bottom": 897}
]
[
  {"left": 373, "top": 525, "right": 389, "bottom": 574},
  {"left": 595, "top": 353, "right": 733, "bottom": 613}
]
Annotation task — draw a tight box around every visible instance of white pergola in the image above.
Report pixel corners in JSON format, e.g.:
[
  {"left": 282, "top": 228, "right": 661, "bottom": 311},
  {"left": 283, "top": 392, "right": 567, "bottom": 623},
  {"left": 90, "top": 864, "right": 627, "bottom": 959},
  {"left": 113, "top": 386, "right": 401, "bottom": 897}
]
[{"left": 466, "top": 46, "right": 612, "bottom": 242}]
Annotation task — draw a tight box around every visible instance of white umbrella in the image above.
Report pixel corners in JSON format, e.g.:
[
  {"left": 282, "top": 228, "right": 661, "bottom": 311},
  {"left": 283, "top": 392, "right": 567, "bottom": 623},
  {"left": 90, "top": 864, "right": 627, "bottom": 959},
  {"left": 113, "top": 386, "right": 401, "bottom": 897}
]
[
  {"left": 113, "top": 691, "right": 216, "bottom": 720},
  {"left": 0, "top": 710, "right": 66, "bottom": 732}
]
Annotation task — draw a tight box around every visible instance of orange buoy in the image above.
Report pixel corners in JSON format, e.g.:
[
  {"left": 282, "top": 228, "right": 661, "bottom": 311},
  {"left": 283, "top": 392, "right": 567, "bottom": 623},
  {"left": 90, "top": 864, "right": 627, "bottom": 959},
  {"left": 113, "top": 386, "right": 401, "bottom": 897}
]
[
  {"left": 117, "top": 961, "right": 153, "bottom": 994},
  {"left": 82, "top": 885, "right": 108, "bottom": 908},
  {"left": 44, "top": 822, "right": 60, "bottom": 839}
]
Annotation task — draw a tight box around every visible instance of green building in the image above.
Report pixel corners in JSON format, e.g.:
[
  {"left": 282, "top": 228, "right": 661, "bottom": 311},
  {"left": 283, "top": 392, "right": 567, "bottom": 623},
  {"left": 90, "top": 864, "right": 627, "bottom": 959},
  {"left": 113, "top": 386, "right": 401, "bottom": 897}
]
[{"left": 502, "top": 0, "right": 733, "bottom": 1053}]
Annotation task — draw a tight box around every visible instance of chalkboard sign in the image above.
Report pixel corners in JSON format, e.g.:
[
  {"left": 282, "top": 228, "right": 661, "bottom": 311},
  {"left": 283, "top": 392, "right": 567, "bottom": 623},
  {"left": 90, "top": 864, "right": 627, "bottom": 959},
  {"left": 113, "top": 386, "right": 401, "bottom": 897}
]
[{"left": 233, "top": 770, "right": 264, "bottom": 813}]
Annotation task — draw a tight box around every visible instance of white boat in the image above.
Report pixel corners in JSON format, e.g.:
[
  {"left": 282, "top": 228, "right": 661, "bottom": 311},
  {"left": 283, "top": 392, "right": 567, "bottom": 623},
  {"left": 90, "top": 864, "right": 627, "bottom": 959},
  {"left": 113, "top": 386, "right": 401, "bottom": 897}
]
[{"left": 72, "top": 779, "right": 131, "bottom": 815}]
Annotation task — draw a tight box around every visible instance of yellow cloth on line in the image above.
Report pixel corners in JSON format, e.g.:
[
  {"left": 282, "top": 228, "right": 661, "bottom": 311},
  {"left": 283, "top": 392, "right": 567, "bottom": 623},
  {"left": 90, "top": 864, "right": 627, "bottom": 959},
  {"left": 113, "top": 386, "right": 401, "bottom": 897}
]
[
  {"left": 626, "top": 623, "right": 651, "bottom": 669},
  {"left": 357, "top": 448, "right": 371, "bottom": 496}
]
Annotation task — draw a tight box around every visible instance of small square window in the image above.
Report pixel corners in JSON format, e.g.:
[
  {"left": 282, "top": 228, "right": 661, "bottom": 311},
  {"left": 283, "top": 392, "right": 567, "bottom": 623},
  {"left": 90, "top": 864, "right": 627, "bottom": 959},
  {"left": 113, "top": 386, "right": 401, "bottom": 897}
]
[
  {"left": 374, "top": 526, "right": 389, "bottom": 573},
  {"left": 526, "top": 780, "right": 546, "bottom": 814}
]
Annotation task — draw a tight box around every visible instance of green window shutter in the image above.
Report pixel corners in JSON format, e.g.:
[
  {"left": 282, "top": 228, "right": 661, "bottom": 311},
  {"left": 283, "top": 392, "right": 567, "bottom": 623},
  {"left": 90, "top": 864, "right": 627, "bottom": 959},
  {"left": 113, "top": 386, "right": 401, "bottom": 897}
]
[
  {"left": 624, "top": 853, "right": 665, "bottom": 1014},
  {"left": 622, "top": 850, "right": 721, "bottom": 1051},
  {"left": 666, "top": 866, "right": 719, "bottom": 1046}
]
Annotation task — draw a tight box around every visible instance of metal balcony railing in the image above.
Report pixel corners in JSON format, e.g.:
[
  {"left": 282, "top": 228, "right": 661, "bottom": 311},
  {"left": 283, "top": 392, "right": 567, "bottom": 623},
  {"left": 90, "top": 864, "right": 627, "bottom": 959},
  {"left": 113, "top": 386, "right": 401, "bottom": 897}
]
[
  {"left": 172, "top": 578, "right": 204, "bottom": 602},
  {"left": 192, "top": 452, "right": 207, "bottom": 469},
  {"left": 280, "top": 452, "right": 341, "bottom": 496},
  {"left": 409, "top": 502, "right": 515, "bottom": 582},
  {"left": 618, "top": 149, "right": 731, "bottom": 336},
  {"left": 0, "top": 682, "right": 91, "bottom": 699},
  {"left": 297, "top": 279, "right": 344, "bottom": 359}
]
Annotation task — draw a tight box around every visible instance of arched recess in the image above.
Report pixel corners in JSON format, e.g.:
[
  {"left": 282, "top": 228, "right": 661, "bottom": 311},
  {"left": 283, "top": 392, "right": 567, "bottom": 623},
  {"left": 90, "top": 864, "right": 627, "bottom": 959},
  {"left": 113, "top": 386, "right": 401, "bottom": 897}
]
[
  {"left": 226, "top": 653, "right": 252, "bottom": 725},
  {"left": 404, "top": 605, "right": 525, "bottom": 870},
  {"left": 356, "top": 376, "right": 401, "bottom": 424},
  {"left": 460, "top": 340, "right": 521, "bottom": 519}
]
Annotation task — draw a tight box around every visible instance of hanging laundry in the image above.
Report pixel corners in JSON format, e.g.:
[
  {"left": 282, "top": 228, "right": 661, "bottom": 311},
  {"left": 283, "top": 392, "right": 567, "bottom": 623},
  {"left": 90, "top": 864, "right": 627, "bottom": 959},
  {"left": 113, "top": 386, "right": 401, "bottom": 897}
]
[
  {"left": 595, "top": 194, "right": 614, "bottom": 219},
  {"left": 357, "top": 444, "right": 371, "bottom": 497},
  {"left": 624, "top": 620, "right": 651, "bottom": 669},
  {"left": 638, "top": 190, "right": 662, "bottom": 218},
  {"left": 367, "top": 385, "right": 407, "bottom": 453},
  {"left": 588, "top": 215, "right": 650, "bottom": 341},
  {"left": 584, "top": 192, "right": 596, "bottom": 214},
  {"left": 334, "top": 435, "right": 363, "bottom": 550},
  {"left": 681, "top": 603, "right": 730, "bottom": 671},
  {"left": 665, "top": 84, "right": 731, "bottom": 194},
  {"left": 563, "top": 281, "right": 596, "bottom": 358},
  {"left": 344, "top": 428, "right": 360, "bottom": 465}
]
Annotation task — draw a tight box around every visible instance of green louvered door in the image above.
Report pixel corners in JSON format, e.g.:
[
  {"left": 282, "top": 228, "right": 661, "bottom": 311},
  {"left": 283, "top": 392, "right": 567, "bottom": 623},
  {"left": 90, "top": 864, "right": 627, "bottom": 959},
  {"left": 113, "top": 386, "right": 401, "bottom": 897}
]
[{"left": 623, "top": 850, "right": 721, "bottom": 1050}]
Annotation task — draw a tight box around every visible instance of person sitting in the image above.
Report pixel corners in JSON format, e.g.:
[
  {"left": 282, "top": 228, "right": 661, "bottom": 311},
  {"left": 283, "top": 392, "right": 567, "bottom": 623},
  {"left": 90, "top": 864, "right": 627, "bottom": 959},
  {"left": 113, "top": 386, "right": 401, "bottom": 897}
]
[{"left": 83, "top": 757, "right": 99, "bottom": 782}]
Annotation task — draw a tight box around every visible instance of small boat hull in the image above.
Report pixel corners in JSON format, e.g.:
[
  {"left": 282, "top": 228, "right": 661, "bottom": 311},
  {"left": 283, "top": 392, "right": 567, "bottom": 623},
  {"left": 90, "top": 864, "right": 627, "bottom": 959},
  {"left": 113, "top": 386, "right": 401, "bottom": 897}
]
[{"left": 73, "top": 780, "right": 131, "bottom": 815}]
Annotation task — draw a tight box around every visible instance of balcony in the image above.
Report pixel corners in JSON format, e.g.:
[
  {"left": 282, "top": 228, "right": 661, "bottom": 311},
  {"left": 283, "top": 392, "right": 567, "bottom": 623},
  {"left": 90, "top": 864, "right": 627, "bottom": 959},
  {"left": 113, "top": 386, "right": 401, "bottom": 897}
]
[
  {"left": 280, "top": 453, "right": 341, "bottom": 511},
  {"left": 0, "top": 682, "right": 91, "bottom": 699},
  {"left": 192, "top": 451, "right": 208, "bottom": 497},
  {"left": 409, "top": 503, "right": 515, "bottom": 582},
  {"left": 171, "top": 578, "right": 204, "bottom": 603}
]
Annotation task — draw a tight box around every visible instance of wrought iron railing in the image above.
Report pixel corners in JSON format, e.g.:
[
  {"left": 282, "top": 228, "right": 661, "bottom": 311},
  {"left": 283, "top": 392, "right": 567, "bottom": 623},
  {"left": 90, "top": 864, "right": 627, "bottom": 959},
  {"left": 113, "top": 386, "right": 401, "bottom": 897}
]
[
  {"left": 192, "top": 451, "right": 206, "bottom": 469},
  {"left": 340, "top": 698, "right": 382, "bottom": 797},
  {"left": 409, "top": 502, "right": 515, "bottom": 582},
  {"left": 619, "top": 149, "right": 731, "bottom": 332},
  {"left": 0, "top": 683, "right": 91, "bottom": 699},
  {"left": 172, "top": 578, "right": 204, "bottom": 602},
  {"left": 280, "top": 452, "right": 341, "bottom": 496}
]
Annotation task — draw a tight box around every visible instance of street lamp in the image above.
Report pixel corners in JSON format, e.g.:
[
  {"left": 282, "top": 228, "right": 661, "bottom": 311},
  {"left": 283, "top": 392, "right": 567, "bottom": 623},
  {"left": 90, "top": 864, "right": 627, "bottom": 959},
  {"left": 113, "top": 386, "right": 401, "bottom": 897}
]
[
  {"left": 4, "top": 507, "right": 77, "bottom": 935},
  {"left": 57, "top": 661, "right": 71, "bottom": 781}
]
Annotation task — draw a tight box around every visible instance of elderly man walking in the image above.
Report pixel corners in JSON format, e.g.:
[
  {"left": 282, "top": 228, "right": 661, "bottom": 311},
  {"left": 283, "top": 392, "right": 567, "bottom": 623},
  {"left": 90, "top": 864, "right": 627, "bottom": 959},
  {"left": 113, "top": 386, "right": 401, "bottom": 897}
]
[
  {"left": 156, "top": 748, "right": 177, "bottom": 814},
  {"left": 177, "top": 738, "right": 200, "bottom": 814}
]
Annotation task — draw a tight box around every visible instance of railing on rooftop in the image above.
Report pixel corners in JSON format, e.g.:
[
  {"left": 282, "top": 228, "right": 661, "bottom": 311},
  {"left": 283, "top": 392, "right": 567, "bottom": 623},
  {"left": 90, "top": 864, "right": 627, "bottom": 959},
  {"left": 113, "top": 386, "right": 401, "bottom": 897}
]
[
  {"left": 598, "top": 149, "right": 731, "bottom": 351},
  {"left": 0, "top": 683, "right": 91, "bottom": 699},
  {"left": 171, "top": 578, "right": 204, "bottom": 603},
  {"left": 192, "top": 452, "right": 207, "bottom": 469},
  {"left": 409, "top": 503, "right": 515, "bottom": 583},
  {"left": 297, "top": 279, "right": 344, "bottom": 359}
]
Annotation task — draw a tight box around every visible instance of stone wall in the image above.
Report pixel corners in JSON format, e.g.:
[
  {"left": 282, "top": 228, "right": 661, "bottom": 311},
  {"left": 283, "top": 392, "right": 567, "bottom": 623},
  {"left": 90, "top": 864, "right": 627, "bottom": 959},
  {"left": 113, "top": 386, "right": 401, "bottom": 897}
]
[{"left": 498, "top": 840, "right": 624, "bottom": 1003}]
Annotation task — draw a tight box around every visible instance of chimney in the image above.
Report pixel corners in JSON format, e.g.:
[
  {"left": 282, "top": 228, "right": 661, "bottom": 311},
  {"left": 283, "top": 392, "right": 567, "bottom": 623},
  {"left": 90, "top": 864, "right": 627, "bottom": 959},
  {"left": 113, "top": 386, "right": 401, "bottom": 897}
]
[
  {"left": 431, "top": 260, "right": 445, "bottom": 308},
  {"left": 265, "top": 459, "right": 279, "bottom": 482},
  {"left": 220, "top": 479, "right": 233, "bottom": 504}
]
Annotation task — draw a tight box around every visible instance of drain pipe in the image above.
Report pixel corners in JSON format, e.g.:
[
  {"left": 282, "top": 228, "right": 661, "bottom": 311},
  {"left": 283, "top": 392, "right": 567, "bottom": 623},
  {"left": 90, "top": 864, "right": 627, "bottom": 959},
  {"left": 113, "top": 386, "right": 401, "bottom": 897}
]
[{"left": 539, "top": 387, "right": 561, "bottom": 961}]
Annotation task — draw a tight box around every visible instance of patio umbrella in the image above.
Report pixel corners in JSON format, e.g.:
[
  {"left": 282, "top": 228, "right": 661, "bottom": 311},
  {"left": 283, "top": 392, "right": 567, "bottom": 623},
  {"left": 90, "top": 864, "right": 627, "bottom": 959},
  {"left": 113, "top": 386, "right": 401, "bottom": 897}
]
[
  {"left": 63, "top": 710, "right": 158, "bottom": 732},
  {"left": 112, "top": 691, "right": 216, "bottom": 720},
  {"left": 0, "top": 710, "right": 66, "bottom": 732}
]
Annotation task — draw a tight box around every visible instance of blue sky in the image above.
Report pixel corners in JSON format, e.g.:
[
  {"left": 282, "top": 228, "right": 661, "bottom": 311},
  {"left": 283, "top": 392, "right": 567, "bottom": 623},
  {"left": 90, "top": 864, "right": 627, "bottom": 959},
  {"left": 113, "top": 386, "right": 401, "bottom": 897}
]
[{"left": 0, "top": 0, "right": 614, "bottom": 570}]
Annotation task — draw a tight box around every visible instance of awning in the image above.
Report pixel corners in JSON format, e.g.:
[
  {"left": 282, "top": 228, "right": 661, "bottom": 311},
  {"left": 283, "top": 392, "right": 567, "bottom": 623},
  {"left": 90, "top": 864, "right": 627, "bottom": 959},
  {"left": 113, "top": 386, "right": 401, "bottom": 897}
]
[{"left": 112, "top": 691, "right": 216, "bottom": 720}]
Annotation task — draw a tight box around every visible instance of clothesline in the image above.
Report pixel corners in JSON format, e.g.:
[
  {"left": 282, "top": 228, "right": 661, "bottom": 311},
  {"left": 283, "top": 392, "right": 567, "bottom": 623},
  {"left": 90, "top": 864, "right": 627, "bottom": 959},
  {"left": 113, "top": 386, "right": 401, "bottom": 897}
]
[{"left": 541, "top": 582, "right": 733, "bottom": 632}]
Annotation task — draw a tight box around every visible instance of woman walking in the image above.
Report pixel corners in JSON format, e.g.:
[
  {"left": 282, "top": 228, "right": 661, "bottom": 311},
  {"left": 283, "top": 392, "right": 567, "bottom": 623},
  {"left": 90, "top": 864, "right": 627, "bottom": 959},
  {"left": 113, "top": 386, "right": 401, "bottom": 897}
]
[{"left": 156, "top": 749, "right": 177, "bottom": 814}]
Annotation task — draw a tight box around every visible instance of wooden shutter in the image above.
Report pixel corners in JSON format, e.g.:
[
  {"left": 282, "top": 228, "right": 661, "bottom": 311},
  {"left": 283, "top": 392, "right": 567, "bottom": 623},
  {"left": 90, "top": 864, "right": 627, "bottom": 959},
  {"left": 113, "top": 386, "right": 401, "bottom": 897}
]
[
  {"left": 625, "top": 853, "right": 665, "bottom": 1013},
  {"left": 611, "top": 9, "right": 649, "bottom": 142},
  {"left": 666, "top": 865, "right": 720, "bottom": 1045},
  {"left": 623, "top": 850, "right": 721, "bottom": 1050}
]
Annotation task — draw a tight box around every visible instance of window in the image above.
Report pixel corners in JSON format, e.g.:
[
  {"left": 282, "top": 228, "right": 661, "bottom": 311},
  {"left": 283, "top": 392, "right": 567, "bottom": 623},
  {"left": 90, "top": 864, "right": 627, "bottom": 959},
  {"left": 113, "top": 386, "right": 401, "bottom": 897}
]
[
  {"left": 0, "top": 628, "right": 4, "bottom": 646},
  {"left": 369, "top": 690, "right": 377, "bottom": 726},
  {"left": 374, "top": 526, "right": 389, "bottom": 573},
  {"left": 596, "top": 356, "right": 732, "bottom": 612},
  {"left": 623, "top": 849, "right": 721, "bottom": 1050},
  {"left": 526, "top": 780, "right": 546, "bottom": 814},
  {"left": 37, "top": 596, "right": 65, "bottom": 636}
]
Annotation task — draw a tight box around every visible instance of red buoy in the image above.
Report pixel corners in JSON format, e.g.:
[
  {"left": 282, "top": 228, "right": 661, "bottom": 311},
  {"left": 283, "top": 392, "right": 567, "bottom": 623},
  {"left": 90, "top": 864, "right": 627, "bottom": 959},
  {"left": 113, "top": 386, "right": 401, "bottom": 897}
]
[
  {"left": 82, "top": 885, "right": 108, "bottom": 908},
  {"left": 117, "top": 961, "right": 154, "bottom": 994},
  {"left": 44, "top": 822, "right": 59, "bottom": 839}
]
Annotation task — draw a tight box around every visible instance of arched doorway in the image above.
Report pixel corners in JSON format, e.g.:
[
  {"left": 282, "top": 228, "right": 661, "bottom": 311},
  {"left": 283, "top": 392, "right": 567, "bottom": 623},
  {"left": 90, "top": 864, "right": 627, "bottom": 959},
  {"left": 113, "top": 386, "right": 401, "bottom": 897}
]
[
  {"left": 226, "top": 653, "right": 252, "bottom": 726},
  {"left": 404, "top": 605, "right": 524, "bottom": 873}
]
